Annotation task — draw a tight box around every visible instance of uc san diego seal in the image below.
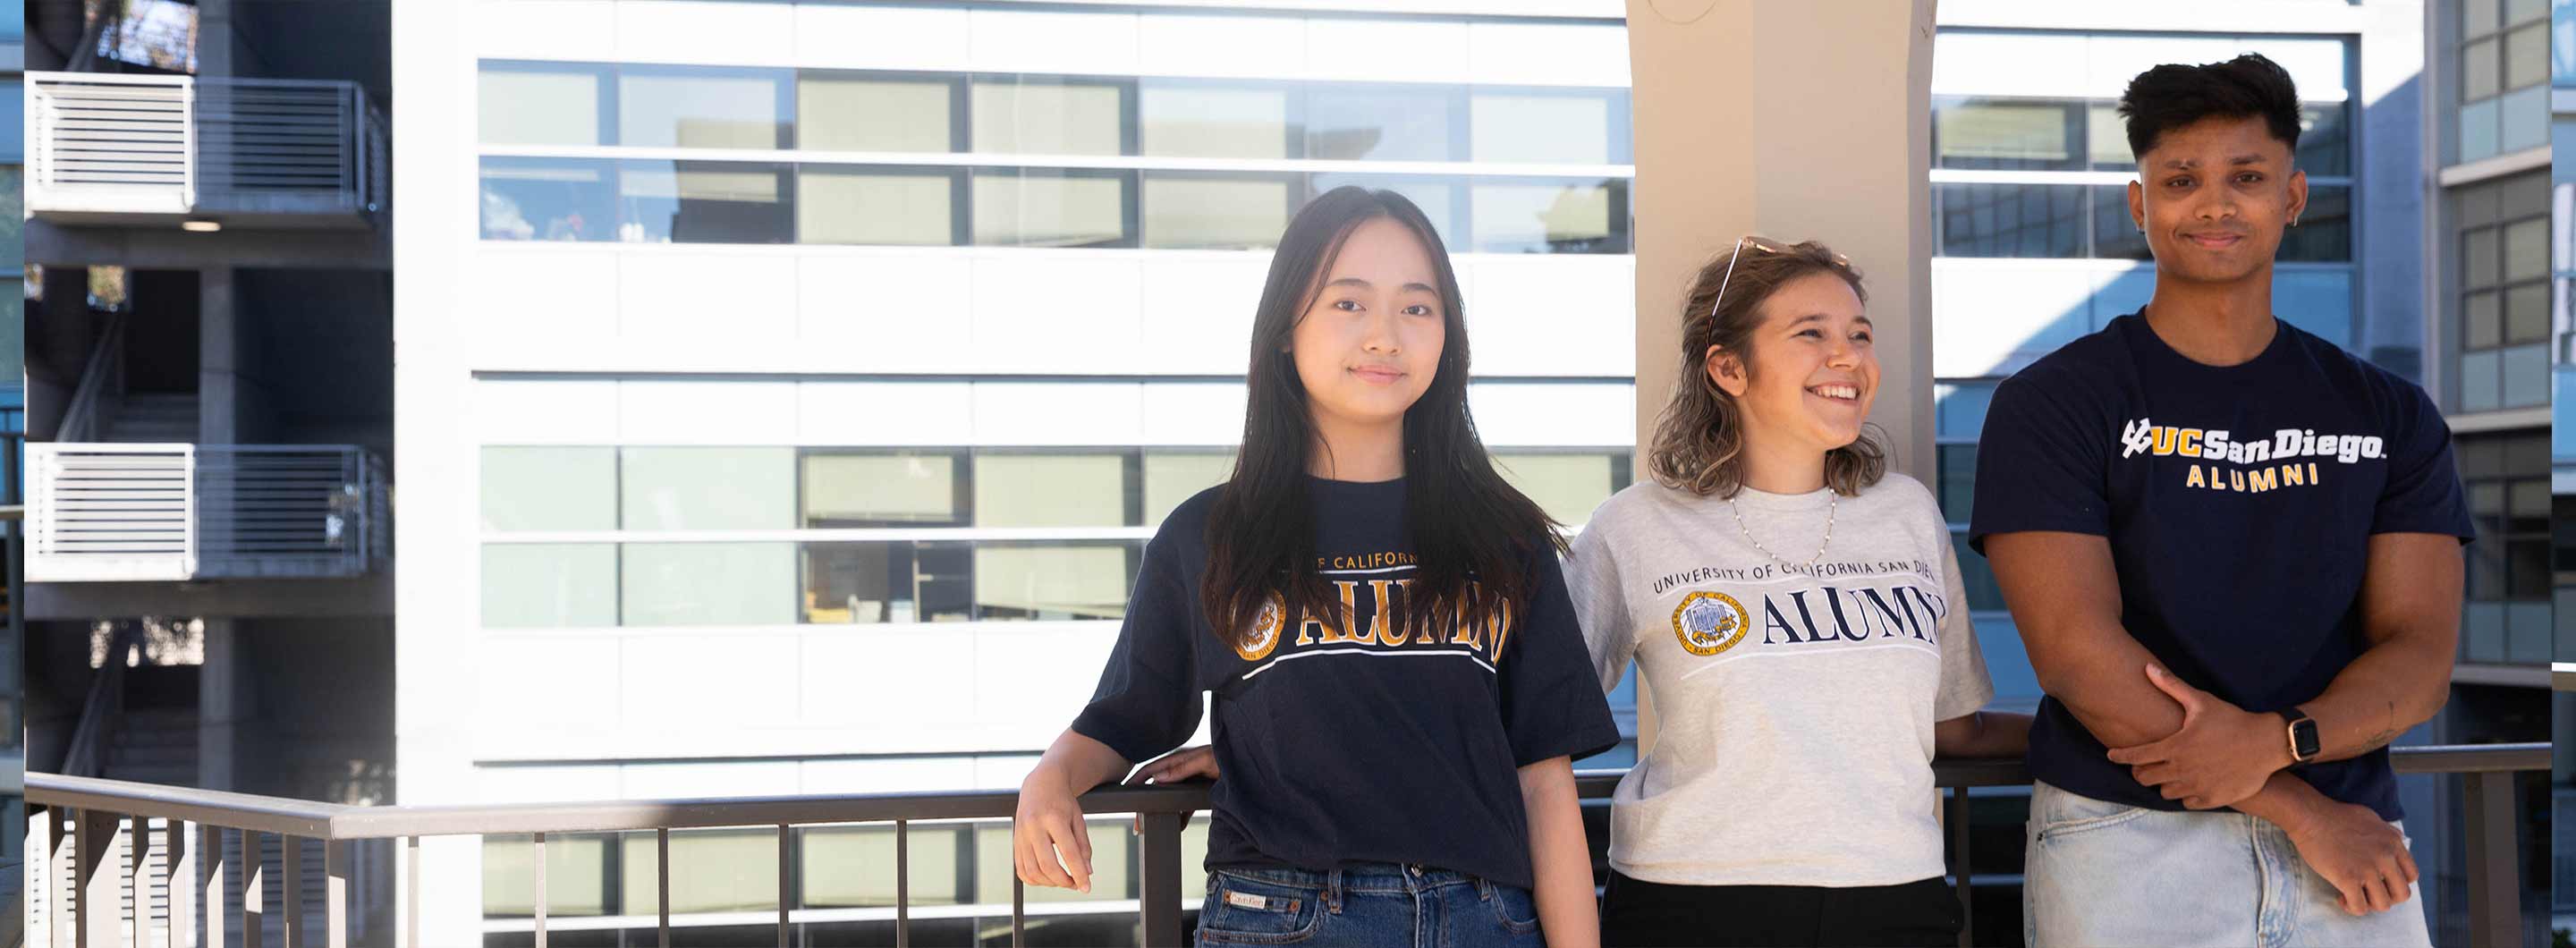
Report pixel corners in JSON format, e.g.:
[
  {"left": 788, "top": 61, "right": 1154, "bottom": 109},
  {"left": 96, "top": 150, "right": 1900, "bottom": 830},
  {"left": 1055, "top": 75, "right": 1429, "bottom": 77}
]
[
  {"left": 1234, "top": 592, "right": 1287, "bottom": 661},
  {"left": 1672, "top": 590, "right": 1750, "bottom": 656}
]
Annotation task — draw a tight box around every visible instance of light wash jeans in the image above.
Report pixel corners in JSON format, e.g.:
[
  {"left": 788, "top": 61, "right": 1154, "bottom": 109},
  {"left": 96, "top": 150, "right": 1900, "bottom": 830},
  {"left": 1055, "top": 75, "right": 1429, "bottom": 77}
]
[{"left": 2023, "top": 780, "right": 2431, "bottom": 948}]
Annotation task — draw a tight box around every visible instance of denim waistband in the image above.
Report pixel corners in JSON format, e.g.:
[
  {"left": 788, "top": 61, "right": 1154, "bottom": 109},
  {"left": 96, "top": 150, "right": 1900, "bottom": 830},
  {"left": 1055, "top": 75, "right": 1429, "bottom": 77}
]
[{"left": 1215, "top": 861, "right": 1505, "bottom": 901}]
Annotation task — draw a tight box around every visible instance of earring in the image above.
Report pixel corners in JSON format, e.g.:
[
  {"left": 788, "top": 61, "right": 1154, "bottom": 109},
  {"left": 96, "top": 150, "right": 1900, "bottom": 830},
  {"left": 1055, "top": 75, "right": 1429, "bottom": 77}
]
[{"left": 2290, "top": 216, "right": 2301, "bottom": 228}]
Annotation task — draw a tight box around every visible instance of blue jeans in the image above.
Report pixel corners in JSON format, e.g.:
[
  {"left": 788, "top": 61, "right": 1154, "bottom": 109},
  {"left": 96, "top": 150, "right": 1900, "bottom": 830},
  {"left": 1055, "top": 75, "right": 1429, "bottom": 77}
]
[
  {"left": 1193, "top": 862, "right": 1545, "bottom": 947},
  {"left": 2023, "top": 780, "right": 2432, "bottom": 947}
]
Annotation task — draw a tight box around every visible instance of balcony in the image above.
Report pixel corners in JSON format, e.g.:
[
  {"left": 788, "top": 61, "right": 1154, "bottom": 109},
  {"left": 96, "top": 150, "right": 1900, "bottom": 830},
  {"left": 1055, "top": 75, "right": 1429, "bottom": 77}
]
[
  {"left": 23, "top": 744, "right": 2549, "bottom": 948},
  {"left": 28, "top": 72, "right": 386, "bottom": 230},
  {"left": 27, "top": 443, "right": 389, "bottom": 582}
]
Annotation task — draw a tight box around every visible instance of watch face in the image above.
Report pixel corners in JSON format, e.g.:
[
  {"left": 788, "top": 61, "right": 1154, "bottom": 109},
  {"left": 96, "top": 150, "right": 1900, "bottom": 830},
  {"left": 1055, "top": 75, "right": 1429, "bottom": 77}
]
[{"left": 2291, "top": 718, "right": 2321, "bottom": 760}]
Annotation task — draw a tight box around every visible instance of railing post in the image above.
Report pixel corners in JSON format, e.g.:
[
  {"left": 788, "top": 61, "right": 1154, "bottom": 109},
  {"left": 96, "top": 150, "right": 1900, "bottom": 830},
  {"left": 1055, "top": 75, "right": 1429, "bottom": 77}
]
[
  {"left": 74, "top": 809, "right": 123, "bottom": 948},
  {"left": 1138, "top": 813, "right": 1183, "bottom": 948},
  {"left": 28, "top": 804, "right": 53, "bottom": 948},
  {"left": 200, "top": 825, "right": 225, "bottom": 948},
  {"left": 323, "top": 841, "right": 351, "bottom": 948},
  {"left": 776, "top": 825, "right": 792, "bottom": 948},
  {"left": 281, "top": 838, "right": 302, "bottom": 948},
  {"left": 656, "top": 829, "right": 670, "bottom": 948},
  {"left": 167, "top": 820, "right": 194, "bottom": 948},
  {"left": 1945, "top": 785, "right": 1972, "bottom": 948},
  {"left": 2462, "top": 771, "right": 2519, "bottom": 948},
  {"left": 894, "top": 820, "right": 910, "bottom": 948},
  {"left": 242, "top": 830, "right": 265, "bottom": 948},
  {"left": 531, "top": 833, "right": 546, "bottom": 948},
  {"left": 130, "top": 814, "right": 151, "bottom": 948}
]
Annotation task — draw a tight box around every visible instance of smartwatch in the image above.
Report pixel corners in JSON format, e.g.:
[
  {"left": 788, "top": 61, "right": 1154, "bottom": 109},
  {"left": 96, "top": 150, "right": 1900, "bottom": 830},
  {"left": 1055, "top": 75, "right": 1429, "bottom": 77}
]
[{"left": 2276, "top": 707, "right": 2320, "bottom": 764}]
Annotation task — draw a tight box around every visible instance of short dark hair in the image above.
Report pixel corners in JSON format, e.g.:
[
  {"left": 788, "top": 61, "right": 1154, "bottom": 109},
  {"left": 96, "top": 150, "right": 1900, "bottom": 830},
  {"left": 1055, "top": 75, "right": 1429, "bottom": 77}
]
[{"left": 2118, "top": 53, "right": 2302, "bottom": 159}]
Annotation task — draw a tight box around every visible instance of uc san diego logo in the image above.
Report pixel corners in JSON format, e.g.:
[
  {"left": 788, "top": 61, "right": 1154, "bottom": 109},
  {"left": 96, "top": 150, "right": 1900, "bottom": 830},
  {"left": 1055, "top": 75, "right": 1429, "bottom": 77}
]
[
  {"left": 1235, "top": 592, "right": 1287, "bottom": 661},
  {"left": 1672, "top": 591, "right": 1750, "bottom": 656}
]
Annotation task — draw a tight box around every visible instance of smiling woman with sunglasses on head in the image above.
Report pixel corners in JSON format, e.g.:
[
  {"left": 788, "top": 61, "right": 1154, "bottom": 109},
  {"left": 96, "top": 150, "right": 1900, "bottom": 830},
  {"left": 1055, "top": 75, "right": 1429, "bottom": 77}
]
[
  {"left": 1568, "top": 238, "right": 2029, "bottom": 947},
  {"left": 1009, "top": 186, "right": 1620, "bottom": 948}
]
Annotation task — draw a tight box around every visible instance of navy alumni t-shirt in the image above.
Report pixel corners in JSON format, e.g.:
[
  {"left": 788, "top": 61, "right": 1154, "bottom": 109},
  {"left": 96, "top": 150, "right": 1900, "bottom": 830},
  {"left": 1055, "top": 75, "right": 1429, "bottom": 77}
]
[
  {"left": 1969, "top": 313, "right": 2471, "bottom": 821},
  {"left": 1072, "top": 476, "right": 1620, "bottom": 889}
]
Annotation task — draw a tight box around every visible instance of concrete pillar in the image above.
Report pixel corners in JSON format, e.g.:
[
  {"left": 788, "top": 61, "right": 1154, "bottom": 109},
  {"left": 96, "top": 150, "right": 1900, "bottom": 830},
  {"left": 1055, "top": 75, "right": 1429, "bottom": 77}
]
[
  {"left": 200, "top": 267, "right": 239, "bottom": 445},
  {"left": 1623, "top": 0, "right": 1939, "bottom": 753},
  {"left": 198, "top": 619, "right": 244, "bottom": 791}
]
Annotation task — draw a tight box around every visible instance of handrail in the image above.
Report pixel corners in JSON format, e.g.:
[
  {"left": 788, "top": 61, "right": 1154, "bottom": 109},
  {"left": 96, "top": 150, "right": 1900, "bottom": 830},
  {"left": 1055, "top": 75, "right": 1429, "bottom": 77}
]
[
  {"left": 24, "top": 743, "right": 2553, "bottom": 948},
  {"left": 55, "top": 623, "right": 139, "bottom": 778},
  {"left": 55, "top": 312, "right": 126, "bottom": 444}
]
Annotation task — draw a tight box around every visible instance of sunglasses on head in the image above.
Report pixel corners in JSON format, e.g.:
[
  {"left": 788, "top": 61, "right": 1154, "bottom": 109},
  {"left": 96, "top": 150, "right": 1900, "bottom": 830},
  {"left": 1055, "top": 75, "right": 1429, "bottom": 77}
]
[{"left": 1707, "top": 236, "right": 1851, "bottom": 322}]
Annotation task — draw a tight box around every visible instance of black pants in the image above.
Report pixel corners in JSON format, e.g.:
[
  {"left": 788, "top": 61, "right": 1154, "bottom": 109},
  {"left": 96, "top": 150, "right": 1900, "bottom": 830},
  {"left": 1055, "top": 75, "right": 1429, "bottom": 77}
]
[{"left": 1599, "top": 870, "right": 1962, "bottom": 947}]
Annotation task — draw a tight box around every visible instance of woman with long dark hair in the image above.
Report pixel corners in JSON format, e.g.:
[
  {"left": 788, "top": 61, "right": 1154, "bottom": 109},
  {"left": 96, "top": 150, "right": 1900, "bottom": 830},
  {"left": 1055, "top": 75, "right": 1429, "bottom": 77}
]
[
  {"left": 1571, "top": 237, "right": 2029, "bottom": 946},
  {"left": 1010, "top": 186, "right": 1619, "bottom": 947}
]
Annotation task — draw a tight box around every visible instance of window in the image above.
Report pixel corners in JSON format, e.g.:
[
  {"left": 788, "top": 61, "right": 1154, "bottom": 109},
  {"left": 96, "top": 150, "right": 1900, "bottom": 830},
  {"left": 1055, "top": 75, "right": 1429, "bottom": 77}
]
[
  {"left": 2457, "top": 432, "right": 2551, "bottom": 664},
  {"left": 970, "top": 168, "right": 1132, "bottom": 248},
  {"left": 2457, "top": 0, "right": 2553, "bottom": 160},
  {"left": 796, "top": 167, "right": 960, "bottom": 246},
  {"left": 479, "top": 65, "right": 606, "bottom": 147},
  {"left": 1140, "top": 82, "right": 1292, "bottom": 159},
  {"left": 620, "top": 447, "right": 796, "bottom": 530},
  {"left": 481, "top": 544, "right": 618, "bottom": 628},
  {"left": 618, "top": 161, "right": 795, "bottom": 244},
  {"left": 970, "top": 78, "right": 1130, "bottom": 157},
  {"left": 618, "top": 68, "right": 792, "bottom": 149},
  {"left": 1936, "top": 98, "right": 2081, "bottom": 171},
  {"left": 479, "top": 158, "right": 616, "bottom": 241},
  {"left": 1142, "top": 174, "right": 1299, "bottom": 250},
  {"left": 1469, "top": 91, "right": 1625, "bottom": 165},
  {"left": 623, "top": 542, "right": 800, "bottom": 626},
  {"left": 972, "top": 453, "right": 1134, "bottom": 528},
  {"left": 482, "top": 447, "right": 616, "bottom": 532},
  {"left": 1304, "top": 85, "right": 1456, "bottom": 162},
  {"left": 1491, "top": 452, "right": 1632, "bottom": 526},
  {"left": 1935, "top": 183, "right": 2086, "bottom": 258},
  {"left": 798, "top": 74, "right": 959, "bottom": 153},
  {"left": 801, "top": 450, "right": 969, "bottom": 529},
  {"left": 802, "top": 541, "right": 973, "bottom": 624},
  {"left": 2454, "top": 171, "right": 2551, "bottom": 411},
  {"left": 974, "top": 542, "right": 1140, "bottom": 621},
  {"left": 1470, "top": 180, "right": 1629, "bottom": 254},
  {"left": 1143, "top": 451, "right": 1235, "bottom": 524}
]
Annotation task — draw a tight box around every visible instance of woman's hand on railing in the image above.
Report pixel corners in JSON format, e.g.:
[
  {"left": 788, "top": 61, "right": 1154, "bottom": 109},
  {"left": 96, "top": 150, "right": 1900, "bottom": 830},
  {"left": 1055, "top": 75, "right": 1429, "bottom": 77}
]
[{"left": 1014, "top": 768, "right": 1095, "bottom": 893}]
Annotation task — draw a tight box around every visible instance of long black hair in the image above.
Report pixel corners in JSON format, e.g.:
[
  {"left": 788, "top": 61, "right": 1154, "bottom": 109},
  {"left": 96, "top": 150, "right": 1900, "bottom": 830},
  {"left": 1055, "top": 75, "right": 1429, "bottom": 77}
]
[{"left": 1200, "top": 186, "right": 1563, "bottom": 651}]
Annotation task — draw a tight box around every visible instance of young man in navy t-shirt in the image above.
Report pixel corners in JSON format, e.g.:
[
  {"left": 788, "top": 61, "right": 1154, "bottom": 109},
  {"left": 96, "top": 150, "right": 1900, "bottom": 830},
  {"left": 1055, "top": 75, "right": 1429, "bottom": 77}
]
[{"left": 1970, "top": 54, "right": 2470, "bottom": 947}]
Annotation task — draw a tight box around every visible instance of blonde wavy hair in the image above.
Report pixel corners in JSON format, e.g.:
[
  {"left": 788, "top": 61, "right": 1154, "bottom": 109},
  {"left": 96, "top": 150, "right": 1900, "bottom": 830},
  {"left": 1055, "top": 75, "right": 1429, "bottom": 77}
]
[{"left": 1647, "top": 237, "right": 1887, "bottom": 498}]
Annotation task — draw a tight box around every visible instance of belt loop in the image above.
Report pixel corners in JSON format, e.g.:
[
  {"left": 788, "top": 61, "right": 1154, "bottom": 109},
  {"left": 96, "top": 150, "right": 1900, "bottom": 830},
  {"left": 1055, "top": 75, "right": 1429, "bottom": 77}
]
[
  {"left": 1326, "top": 868, "right": 1343, "bottom": 914},
  {"left": 1474, "top": 876, "right": 1496, "bottom": 901}
]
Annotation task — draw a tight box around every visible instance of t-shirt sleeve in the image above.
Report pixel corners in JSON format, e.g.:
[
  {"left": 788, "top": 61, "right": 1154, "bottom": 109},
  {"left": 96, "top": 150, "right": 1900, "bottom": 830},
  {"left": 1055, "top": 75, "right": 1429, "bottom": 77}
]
[
  {"left": 2370, "top": 384, "right": 2475, "bottom": 541},
  {"left": 1499, "top": 542, "right": 1624, "bottom": 767},
  {"left": 1565, "top": 517, "right": 1637, "bottom": 695},
  {"left": 1933, "top": 522, "right": 1996, "bottom": 721},
  {"left": 1068, "top": 532, "right": 1205, "bottom": 765},
  {"left": 1968, "top": 369, "right": 2110, "bottom": 553}
]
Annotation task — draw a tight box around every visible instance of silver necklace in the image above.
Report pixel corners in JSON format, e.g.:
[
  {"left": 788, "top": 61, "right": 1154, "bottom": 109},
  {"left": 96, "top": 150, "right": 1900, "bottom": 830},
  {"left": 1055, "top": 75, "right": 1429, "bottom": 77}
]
[{"left": 1728, "top": 491, "right": 1836, "bottom": 571}]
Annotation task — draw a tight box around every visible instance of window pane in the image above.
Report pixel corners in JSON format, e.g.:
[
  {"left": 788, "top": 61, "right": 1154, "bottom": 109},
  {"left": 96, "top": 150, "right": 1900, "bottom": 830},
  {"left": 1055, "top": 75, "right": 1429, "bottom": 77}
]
[
  {"left": 2086, "top": 103, "right": 2134, "bottom": 169},
  {"left": 479, "top": 69, "right": 600, "bottom": 146},
  {"left": 2509, "top": 479, "right": 2550, "bottom": 535},
  {"left": 1936, "top": 444, "right": 1975, "bottom": 523},
  {"left": 802, "top": 541, "right": 973, "bottom": 624},
  {"left": 482, "top": 446, "right": 616, "bottom": 532},
  {"left": 803, "top": 824, "right": 962, "bottom": 907},
  {"left": 798, "top": 168, "right": 955, "bottom": 246},
  {"left": 2503, "top": 217, "right": 2546, "bottom": 282},
  {"left": 1935, "top": 98, "right": 2077, "bottom": 170},
  {"left": 798, "top": 75, "right": 953, "bottom": 153},
  {"left": 973, "top": 453, "right": 1131, "bottom": 528},
  {"left": 2465, "top": 290, "right": 2502, "bottom": 349},
  {"left": 2506, "top": 0, "right": 2547, "bottom": 26},
  {"left": 2465, "top": 0, "right": 2499, "bottom": 37},
  {"left": 479, "top": 159, "right": 615, "bottom": 241},
  {"left": 974, "top": 543, "right": 1138, "bottom": 621},
  {"left": 1492, "top": 453, "right": 1617, "bottom": 526},
  {"left": 970, "top": 80, "right": 1124, "bottom": 157},
  {"left": 1142, "top": 175, "right": 1295, "bottom": 250},
  {"left": 2501, "top": 343, "right": 2547, "bottom": 408},
  {"left": 1951, "top": 531, "right": 2005, "bottom": 613},
  {"left": 2500, "top": 86, "right": 2547, "bottom": 152},
  {"left": 2277, "top": 184, "right": 2350, "bottom": 263},
  {"left": 1935, "top": 183, "right": 2084, "bottom": 258},
  {"left": 1309, "top": 175, "right": 1461, "bottom": 250},
  {"left": 2459, "top": 349, "right": 2501, "bottom": 411},
  {"left": 621, "top": 447, "right": 795, "bottom": 530},
  {"left": 2294, "top": 103, "right": 2349, "bottom": 177},
  {"left": 482, "top": 544, "right": 617, "bottom": 628},
  {"left": 2464, "top": 39, "right": 2500, "bottom": 102},
  {"left": 1144, "top": 452, "right": 1234, "bottom": 525},
  {"left": 620, "top": 71, "right": 788, "bottom": 149},
  {"left": 2459, "top": 97, "right": 2501, "bottom": 163},
  {"left": 2463, "top": 226, "right": 2499, "bottom": 288},
  {"left": 1470, "top": 93, "right": 1612, "bottom": 165},
  {"left": 622, "top": 542, "right": 799, "bottom": 626},
  {"left": 0, "top": 167, "right": 21, "bottom": 265},
  {"left": 2090, "top": 186, "right": 2149, "bottom": 259},
  {"left": 1306, "top": 86, "right": 1453, "bottom": 162},
  {"left": 485, "top": 834, "right": 611, "bottom": 916},
  {"left": 1469, "top": 180, "right": 1627, "bottom": 254},
  {"left": 971, "top": 170, "right": 1129, "bottom": 248},
  {"left": 802, "top": 451, "right": 965, "bottom": 528},
  {"left": 1933, "top": 383, "right": 1996, "bottom": 439},
  {"left": 2505, "top": 22, "right": 2548, "bottom": 89},
  {"left": 1140, "top": 84, "right": 1290, "bottom": 159},
  {"left": 623, "top": 828, "right": 779, "bottom": 914},
  {"left": 2504, "top": 283, "right": 2546, "bottom": 343},
  {"left": 619, "top": 162, "right": 794, "bottom": 244}
]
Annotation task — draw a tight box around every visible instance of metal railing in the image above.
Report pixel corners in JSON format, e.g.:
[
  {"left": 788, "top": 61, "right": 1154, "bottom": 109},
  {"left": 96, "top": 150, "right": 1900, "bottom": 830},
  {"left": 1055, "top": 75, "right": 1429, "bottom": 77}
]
[
  {"left": 28, "top": 444, "right": 387, "bottom": 582},
  {"left": 28, "top": 72, "right": 386, "bottom": 224},
  {"left": 24, "top": 743, "right": 2548, "bottom": 948}
]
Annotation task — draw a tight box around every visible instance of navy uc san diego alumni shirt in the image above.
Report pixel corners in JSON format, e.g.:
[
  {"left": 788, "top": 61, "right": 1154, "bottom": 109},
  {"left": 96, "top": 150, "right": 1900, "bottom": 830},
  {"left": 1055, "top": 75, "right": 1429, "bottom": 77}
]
[
  {"left": 1969, "top": 313, "right": 2472, "bottom": 821},
  {"left": 1071, "top": 477, "right": 1620, "bottom": 890}
]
